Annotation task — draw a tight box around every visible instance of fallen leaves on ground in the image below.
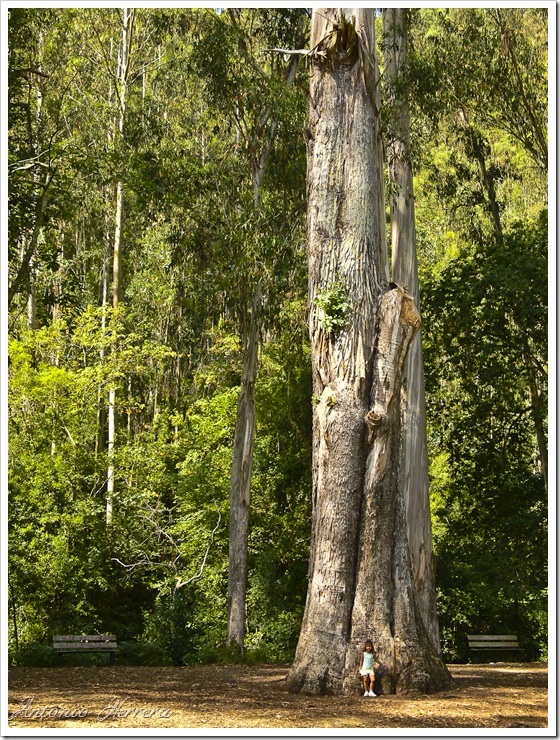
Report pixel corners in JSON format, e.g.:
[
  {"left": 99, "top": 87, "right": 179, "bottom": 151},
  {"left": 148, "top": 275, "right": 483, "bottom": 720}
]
[{"left": 7, "top": 662, "right": 548, "bottom": 729}]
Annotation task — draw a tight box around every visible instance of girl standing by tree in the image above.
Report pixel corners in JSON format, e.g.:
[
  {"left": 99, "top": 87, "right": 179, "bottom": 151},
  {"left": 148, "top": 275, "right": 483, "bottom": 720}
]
[{"left": 359, "top": 640, "right": 378, "bottom": 697}]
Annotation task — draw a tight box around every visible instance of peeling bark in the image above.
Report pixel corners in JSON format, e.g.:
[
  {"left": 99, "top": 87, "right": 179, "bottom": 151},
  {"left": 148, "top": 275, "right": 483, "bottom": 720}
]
[
  {"left": 344, "top": 288, "right": 449, "bottom": 694},
  {"left": 288, "top": 8, "right": 450, "bottom": 696},
  {"left": 383, "top": 8, "right": 440, "bottom": 651}
]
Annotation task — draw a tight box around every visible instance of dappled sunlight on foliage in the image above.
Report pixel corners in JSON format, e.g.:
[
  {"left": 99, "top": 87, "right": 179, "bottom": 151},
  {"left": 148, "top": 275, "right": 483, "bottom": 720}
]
[{"left": 8, "top": 6, "right": 547, "bottom": 670}]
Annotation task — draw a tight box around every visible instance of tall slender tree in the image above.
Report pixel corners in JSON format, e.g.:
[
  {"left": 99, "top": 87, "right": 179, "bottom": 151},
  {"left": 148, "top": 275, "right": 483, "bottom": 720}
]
[
  {"left": 226, "top": 46, "right": 300, "bottom": 646},
  {"left": 189, "top": 8, "right": 305, "bottom": 650},
  {"left": 382, "top": 7, "right": 439, "bottom": 651},
  {"left": 106, "top": 7, "right": 135, "bottom": 524}
]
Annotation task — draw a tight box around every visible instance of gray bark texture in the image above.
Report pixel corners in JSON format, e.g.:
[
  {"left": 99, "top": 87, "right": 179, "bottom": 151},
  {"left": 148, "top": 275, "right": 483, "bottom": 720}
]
[
  {"left": 226, "top": 52, "right": 300, "bottom": 651},
  {"left": 227, "top": 294, "right": 260, "bottom": 649},
  {"left": 383, "top": 8, "right": 440, "bottom": 652},
  {"left": 286, "top": 8, "right": 451, "bottom": 696},
  {"left": 106, "top": 8, "right": 134, "bottom": 525}
]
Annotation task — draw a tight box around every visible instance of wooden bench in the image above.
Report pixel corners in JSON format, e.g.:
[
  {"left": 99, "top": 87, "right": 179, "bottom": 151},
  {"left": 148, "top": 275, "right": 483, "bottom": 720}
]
[
  {"left": 53, "top": 634, "right": 117, "bottom": 665},
  {"left": 467, "top": 634, "right": 522, "bottom": 659}
]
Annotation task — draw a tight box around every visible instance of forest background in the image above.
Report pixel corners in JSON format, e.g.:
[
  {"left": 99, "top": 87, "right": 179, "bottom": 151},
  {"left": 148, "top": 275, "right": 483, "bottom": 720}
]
[{"left": 6, "top": 6, "right": 549, "bottom": 668}]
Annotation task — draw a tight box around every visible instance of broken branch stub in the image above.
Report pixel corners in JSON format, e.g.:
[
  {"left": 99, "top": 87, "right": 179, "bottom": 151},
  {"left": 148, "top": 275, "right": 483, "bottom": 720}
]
[{"left": 367, "top": 284, "right": 421, "bottom": 437}]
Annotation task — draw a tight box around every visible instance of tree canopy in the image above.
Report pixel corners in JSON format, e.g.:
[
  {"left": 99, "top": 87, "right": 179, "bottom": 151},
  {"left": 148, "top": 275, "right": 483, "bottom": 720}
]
[{"left": 7, "top": 6, "right": 548, "bottom": 667}]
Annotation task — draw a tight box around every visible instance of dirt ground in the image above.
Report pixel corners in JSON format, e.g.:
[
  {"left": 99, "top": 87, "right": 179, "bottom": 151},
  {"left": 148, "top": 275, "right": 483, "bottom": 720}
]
[{"left": 7, "top": 662, "right": 548, "bottom": 730}]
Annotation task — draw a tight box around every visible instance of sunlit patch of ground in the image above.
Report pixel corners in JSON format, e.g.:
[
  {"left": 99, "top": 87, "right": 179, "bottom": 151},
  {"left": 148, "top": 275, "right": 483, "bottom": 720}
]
[{"left": 7, "top": 662, "right": 548, "bottom": 729}]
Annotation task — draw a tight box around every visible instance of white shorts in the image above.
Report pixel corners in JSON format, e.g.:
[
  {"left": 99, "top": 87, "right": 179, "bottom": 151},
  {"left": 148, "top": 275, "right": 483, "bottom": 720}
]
[{"left": 360, "top": 669, "right": 375, "bottom": 677}]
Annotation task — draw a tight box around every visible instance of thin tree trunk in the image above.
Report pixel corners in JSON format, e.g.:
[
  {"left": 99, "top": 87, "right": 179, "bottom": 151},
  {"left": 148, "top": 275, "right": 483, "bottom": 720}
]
[
  {"left": 28, "top": 66, "right": 43, "bottom": 330},
  {"left": 27, "top": 70, "right": 42, "bottom": 329},
  {"left": 226, "top": 51, "right": 300, "bottom": 651},
  {"left": 227, "top": 295, "right": 260, "bottom": 649},
  {"left": 9, "top": 180, "right": 52, "bottom": 312},
  {"left": 10, "top": 582, "right": 19, "bottom": 654},
  {"left": 523, "top": 343, "right": 548, "bottom": 493},
  {"left": 52, "top": 224, "right": 65, "bottom": 323},
  {"left": 534, "top": 423, "right": 548, "bottom": 490},
  {"left": 106, "top": 8, "right": 134, "bottom": 525},
  {"left": 383, "top": 8, "right": 440, "bottom": 652},
  {"left": 106, "top": 385, "right": 116, "bottom": 523},
  {"left": 529, "top": 375, "right": 547, "bottom": 492},
  {"left": 96, "top": 253, "right": 109, "bottom": 457},
  {"left": 288, "top": 8, "right": 450, "bottom": 696},
  {"left": 26, "top": 252, "right": 37, "bottom": 330}
]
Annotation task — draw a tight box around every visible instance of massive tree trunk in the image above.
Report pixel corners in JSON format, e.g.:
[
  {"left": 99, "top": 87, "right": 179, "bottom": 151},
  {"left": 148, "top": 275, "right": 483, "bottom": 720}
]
[
  {"left": 343, "top": 288, "right": 447, "bottom": 695},
  {"left": 286, "top": 9, "right": 387, "bottom": 693},
  {"left": 287, "top": 8, "right": 450, "bottom": 696},
  {"left": 383, "top": 8, "right": 440, "bottom": 652}
]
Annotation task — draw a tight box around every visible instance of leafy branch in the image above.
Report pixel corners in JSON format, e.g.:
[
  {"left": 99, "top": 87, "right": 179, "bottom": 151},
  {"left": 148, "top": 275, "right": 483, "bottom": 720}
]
[{"left": 313, "top": 283, "right": 352, "bottom": 335}]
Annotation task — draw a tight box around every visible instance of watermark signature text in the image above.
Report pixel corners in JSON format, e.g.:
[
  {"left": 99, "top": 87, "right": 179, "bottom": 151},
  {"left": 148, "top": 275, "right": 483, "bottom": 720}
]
[{"left": 9, "top": 696, "right": 173, "bottom": 722}]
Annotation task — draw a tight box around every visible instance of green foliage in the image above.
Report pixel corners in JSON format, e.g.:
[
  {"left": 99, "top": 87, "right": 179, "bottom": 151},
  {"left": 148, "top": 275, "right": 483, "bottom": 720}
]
[
  {"left": 140, "top": 587, "right": 200, "bottom": 665},
  {"left": 407, "top": 8, "right": 547, "bottom": 172},
  {"left": 7, "top": 7, "right": 548, "bottom": 670},
  {"left": 189, "top": 641, "right": 269, "bottom": 667},
  {"left": 423, "top": 211, "right": 548, "bottom": 661},
  {"left": 9, "top": 644, "right": 58, "bottom": 668},
  {"left": 313, "top": 284, "right": 352, "bottom": 335},
  {"left": 117, "top": 642, "right": 173, "bottom": 666},
  {"left": 406, "top": 10, "right": 548, "bottom": 662}
]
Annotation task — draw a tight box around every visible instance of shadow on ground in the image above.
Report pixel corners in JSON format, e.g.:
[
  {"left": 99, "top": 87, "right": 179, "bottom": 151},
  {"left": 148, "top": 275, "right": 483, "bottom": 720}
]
[{"left": 7, "top": 662, "right": 548, "bottom": 729}]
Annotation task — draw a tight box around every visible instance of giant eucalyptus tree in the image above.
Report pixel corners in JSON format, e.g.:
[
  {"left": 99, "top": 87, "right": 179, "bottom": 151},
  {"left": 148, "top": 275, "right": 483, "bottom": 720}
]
[{"left": 286, "top": 7, "right": 450, "bottom": 696}]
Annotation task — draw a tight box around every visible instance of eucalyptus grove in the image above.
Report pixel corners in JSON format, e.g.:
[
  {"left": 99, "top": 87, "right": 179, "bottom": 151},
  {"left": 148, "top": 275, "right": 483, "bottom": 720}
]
[{"left": 7, "top": 7, "right": 547, "bottom": 670}]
